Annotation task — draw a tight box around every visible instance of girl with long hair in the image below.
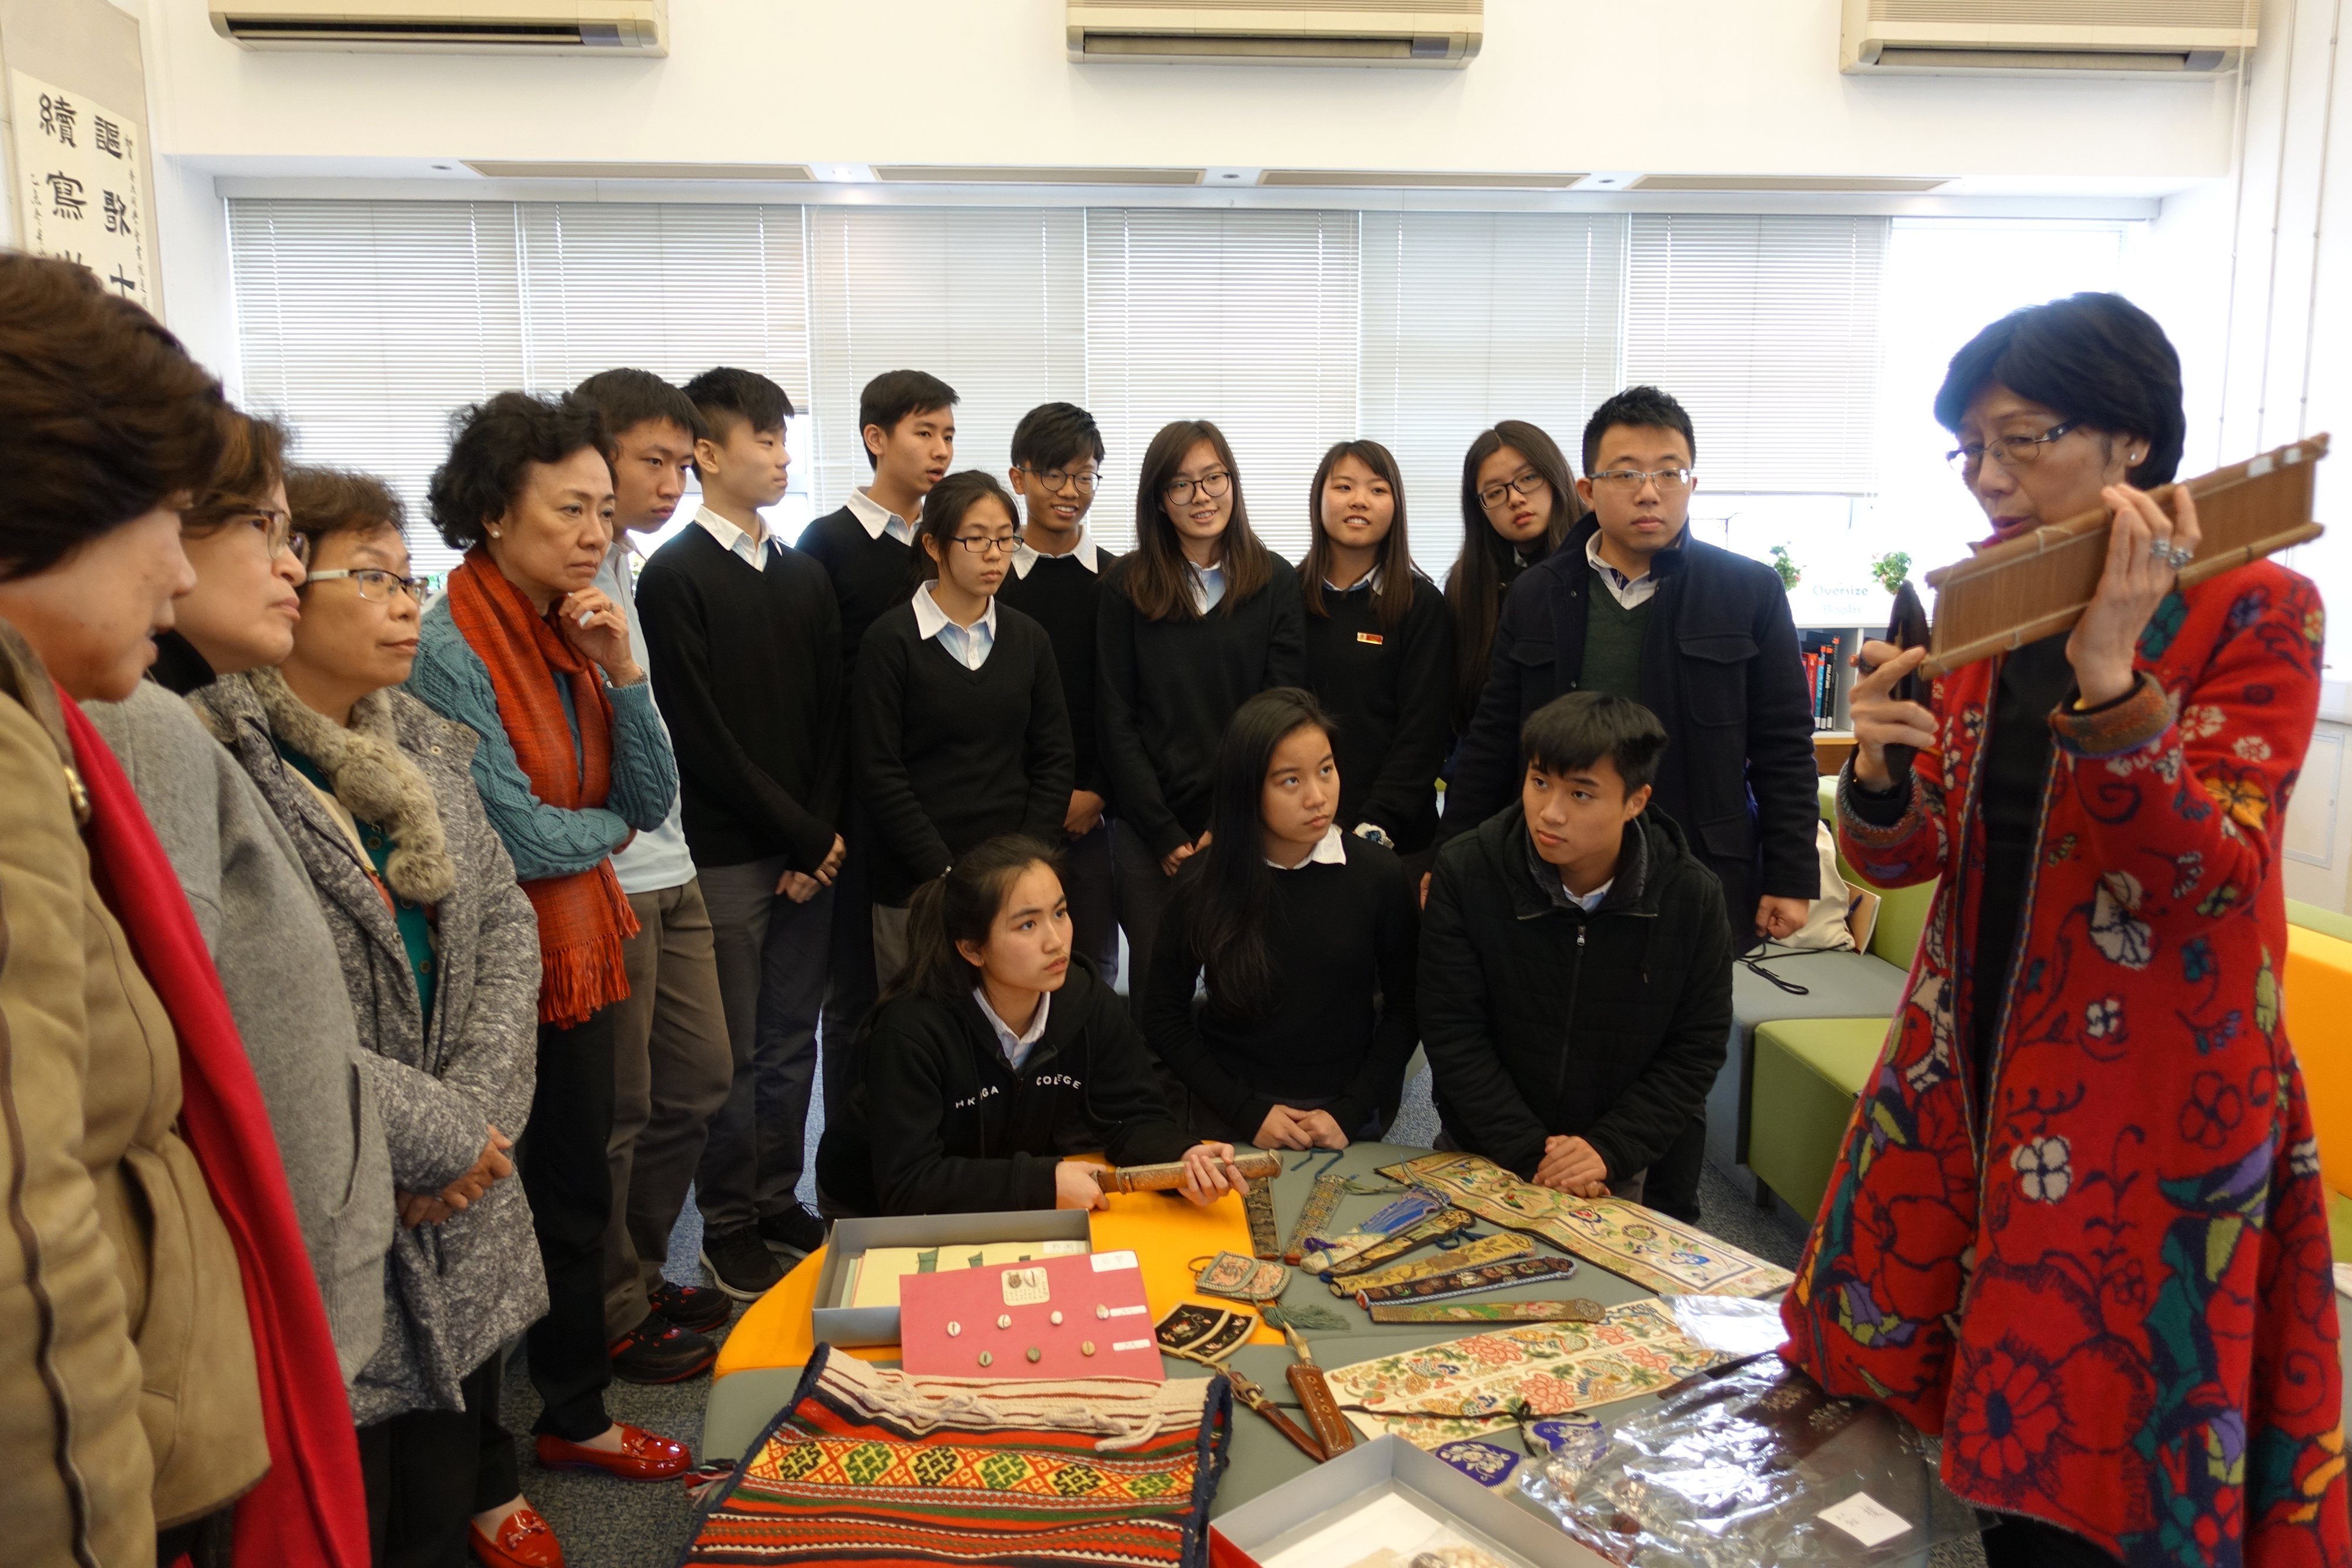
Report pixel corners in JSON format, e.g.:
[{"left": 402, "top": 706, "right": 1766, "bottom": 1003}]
[
  {"left": 1299, "top": 439, "right": 1455, "bottom": 862},
  {"left": 1443, "top": 421, "right": 1582, "bottom": 733},
  {"left": 1141, "top": 688, "right": 1419, "bottom": 1148},
  {"left": 1096, "top": 420, "right": 1305, "bottom": 1004},
  {"left": 813, "top": 835, "right": 1242, "bottom": 1216}
]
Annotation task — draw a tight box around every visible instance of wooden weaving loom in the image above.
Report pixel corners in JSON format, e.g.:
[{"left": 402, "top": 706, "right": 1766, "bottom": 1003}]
[{"left": 1918, "top": 434, "right": 2328, "bottom": 674}]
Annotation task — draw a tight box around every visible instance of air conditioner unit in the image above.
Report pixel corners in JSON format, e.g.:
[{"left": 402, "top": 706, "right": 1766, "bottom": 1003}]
[
  {"left": 1068, "top": 2, "right": 1479, "bottom": 66},
  {"left": 1841, "top": 0, "right": 2254, "bottom": 77},
  {"left": 212, "top": 1, "right": 666, "bottom": 55}
]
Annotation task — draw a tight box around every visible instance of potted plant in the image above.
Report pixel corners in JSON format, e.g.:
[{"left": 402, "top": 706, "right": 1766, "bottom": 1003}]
[
  {"left": 1870, "top": 551, "right": 1911, "bottom": 595},
  {"left": 1768, "top": 545, "right": 1801, "bottom": 591}
]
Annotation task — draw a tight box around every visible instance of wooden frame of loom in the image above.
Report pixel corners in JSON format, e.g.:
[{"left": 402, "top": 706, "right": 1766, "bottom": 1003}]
[{"left": 1919, "top": 434, "right": 2330, "bottom": 675}]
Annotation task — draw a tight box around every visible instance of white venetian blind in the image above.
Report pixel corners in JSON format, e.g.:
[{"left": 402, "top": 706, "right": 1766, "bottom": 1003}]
[
  {"left": 804, "top": 206, "right": 1085, "bottom": 522},
  {"left": 1621, "top": 214, "right": 1889, "bottom": 494},
  {"left": 1084, "top": 208, "right": 1361, "bottom": 560},
  {"left": 1359, "top": 211, "right": 1628, "bottom": 574},
  {"left": 229, "top": 200, "right": 527, "bottom": 574}
]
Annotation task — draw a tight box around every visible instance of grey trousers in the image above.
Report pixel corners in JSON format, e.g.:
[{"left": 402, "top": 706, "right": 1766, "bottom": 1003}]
[
  {"left": 1063, "top": 817, "right": 1121, "bottom": 988},
  {"left": 603, "top": 880, "right": 731, "bottom": 1338},
  {"left": 695, "top": 857, "right": 833, "bottom": 1233},
  {"left": 1110, "top": 817, "right": 1183, "bottom": 1020}
]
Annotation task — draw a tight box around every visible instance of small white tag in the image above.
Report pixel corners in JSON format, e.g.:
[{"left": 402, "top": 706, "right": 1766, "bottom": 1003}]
[
  {"left": 1090, "top": 1250, "right": 1140, "bottom": 1272},
  {"left": 1041, "top": 1239, "right": 1088, "bottom": 1256},
  {"left": 1112, "top": 1338, "right": 1154, "bottom": 1352},
  {"left": 1105, "top": 1303, "right": 1148, "bottom": 1317},
  {"left": 1001, "top": 1267, "right": 1050, "bottom": 1305},
  {"left": 1819, "top": 1492, "right": 1912, "bottom": 1548}
]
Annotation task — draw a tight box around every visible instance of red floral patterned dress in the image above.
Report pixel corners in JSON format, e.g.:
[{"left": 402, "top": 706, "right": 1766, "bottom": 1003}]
[{"left": 1780, "top": 560, "right": 2348, "bottom": 1566}]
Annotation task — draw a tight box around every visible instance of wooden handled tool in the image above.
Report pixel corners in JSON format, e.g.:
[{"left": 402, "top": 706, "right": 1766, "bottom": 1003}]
[
  {"left": 1222, "top": 1365, "right": 1326, "bottom": 1463},
  {"left": 1278, "top": 1322, "right": 1357, "bottom": 1458},
  {"left": 1091, "top": 1148, "right": 1281, "bottom": 1194}
]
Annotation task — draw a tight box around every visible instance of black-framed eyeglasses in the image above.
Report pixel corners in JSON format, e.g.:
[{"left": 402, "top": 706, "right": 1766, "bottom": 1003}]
[
  {"left": 1947, "top": 420, "right": 2080, "bottom": 477},
  {"left": 305, "top": 567, "right": 427, "bottom": 603},
  {"left": 1019, "top": 464, "right": 1098, "bottom": 496},
  {"left": 1590, "top": 467, "right": 1696, "bottom": 492},
  {"left": 947, "top": 533, "right": 1023, "bottom": 557},
  {"left": 1163, "top": 471, "right": 1232, "bottom": 503},
  {"left": 1476, "top": 470, "right": 1549, "bottom": 511}
]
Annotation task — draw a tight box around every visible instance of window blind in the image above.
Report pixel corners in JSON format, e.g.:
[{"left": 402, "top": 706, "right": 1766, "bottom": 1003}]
[
  {"left": 1622, "top": 214, "right": 1889, "bottom": 494},
  {"left": 230, "top": 200, "right": 527, "bottom": 576},
  {"left": 1359, "top": 211, "right": 1628, "bottom": 576},
  {"left": 1083, "top": 208, "right": 1360, "bottom": 560},
  {"left": 804, "top": 206, "right": 1085, "bottom": 523}
]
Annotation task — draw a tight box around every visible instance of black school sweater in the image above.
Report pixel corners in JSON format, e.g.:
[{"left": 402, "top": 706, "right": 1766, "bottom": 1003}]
[
  {"left": 1096, "top": 556, "right": 1308, "bottom": 858},
  {"left": 995, "top": 544, "right": 1121, "bottom": 802},
  {"left": 1142, "top": 835, "right": 1418, "bottom": 1138},
  {"left": 800, "top": 504, "right": 917, "bottom": 686},
  {"left": 817, "top": 957, "right": 1190, "bottom": 1215},
  {"left": 1301, "top": 571, "right": 1456, "bottom": 854},
  {"left": 851, "top": 599, "right": 1076, "bottom": 907},
  {"left": 634, "top": 524, "right": 844, "bottom": 870}
]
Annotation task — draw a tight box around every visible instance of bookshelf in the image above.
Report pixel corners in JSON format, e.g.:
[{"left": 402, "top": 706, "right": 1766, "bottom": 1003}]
[{"left": 1798, "top": 624, "right": 1872, "bottom": 733}]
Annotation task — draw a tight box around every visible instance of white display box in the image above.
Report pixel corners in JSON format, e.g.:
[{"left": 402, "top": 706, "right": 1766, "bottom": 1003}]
[{"left": 808, "top": 1209, "right": 1093, "bottom": 1349}]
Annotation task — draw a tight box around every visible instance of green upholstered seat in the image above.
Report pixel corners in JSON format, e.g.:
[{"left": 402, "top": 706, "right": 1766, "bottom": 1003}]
[
  {"left": 2332, "top": 1189, "right": 2352, "bottom": 1264},
  {"left": 2290, "top": 898, "right": 2352, "bottom": 945},
  {"left": 1749, "top": 1017, "right": 1892, "bottom": 1223}
]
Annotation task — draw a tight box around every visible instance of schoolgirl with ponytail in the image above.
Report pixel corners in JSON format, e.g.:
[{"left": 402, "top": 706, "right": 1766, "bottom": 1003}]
[{"left": 812, "top": 835, "right": 1243, "bottom": 1216}]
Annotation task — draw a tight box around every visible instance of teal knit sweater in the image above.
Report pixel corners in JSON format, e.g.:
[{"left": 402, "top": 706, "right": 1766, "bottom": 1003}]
[{"left": 407, "top": 595, "right": 677, "bottom": 883}]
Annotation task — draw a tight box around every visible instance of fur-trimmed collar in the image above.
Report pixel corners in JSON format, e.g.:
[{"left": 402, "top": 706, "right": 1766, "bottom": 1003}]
[{"left": 223, "top": 668, "right": 459, "bottom": 904}]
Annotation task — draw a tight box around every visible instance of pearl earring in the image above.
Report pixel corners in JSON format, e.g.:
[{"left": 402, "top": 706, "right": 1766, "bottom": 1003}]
[{"left": 490, "top": 527, "right": 502, "bottom": 539}]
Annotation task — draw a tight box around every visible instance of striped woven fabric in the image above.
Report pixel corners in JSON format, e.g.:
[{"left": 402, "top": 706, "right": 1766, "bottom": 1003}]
[{"left": 684, "top": 1345, "right": 1232, "bottom": 1567}]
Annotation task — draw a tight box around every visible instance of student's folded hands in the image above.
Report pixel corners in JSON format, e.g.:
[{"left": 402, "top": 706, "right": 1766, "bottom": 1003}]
[
  {"left": 1532, "top": 1134, "right": 1610, "bottom": 1198},
  {"left": 1254, "top": 1104, "right": 1349, "bottom": 1151}
]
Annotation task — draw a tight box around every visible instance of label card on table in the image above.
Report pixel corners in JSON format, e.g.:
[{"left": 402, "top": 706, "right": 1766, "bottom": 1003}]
[
  {"left": 900, "top": 1249, "right": 1163, "bottom": 1382},
  {"left": 1818, "top": 1492, "right": 1913, "bottom": 1548}
]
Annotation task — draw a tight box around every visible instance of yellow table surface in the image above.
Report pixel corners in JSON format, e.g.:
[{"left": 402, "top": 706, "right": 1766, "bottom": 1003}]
[
  {"left": 2288, "top": 924, "right": 2352, "bottom": 1199},
  {"left": 715, "top": 1175, "right": 1285, "bottom": 1379}
]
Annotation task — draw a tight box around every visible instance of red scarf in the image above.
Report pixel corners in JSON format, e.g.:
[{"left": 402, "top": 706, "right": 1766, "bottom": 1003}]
[
  {"left": 446, "top": 548, "right": 638, "bottom": 1026},
  {"left": 59, "top": 691, "right": 369, "bottom": 1568}
]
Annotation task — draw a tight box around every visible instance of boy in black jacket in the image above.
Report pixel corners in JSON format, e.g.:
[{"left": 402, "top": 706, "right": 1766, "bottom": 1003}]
[
  {"left": 997, "top": 403, "right": 1122, "bottom": 985},
  {"left": 1421, "top": 692, "right": 1732, "bottom": 1206}
]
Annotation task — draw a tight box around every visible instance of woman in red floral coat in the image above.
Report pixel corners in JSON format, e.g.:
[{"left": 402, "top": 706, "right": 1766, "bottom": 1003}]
[{"left": 1781, "top": 292, "right": 2346, "bottom": 1568}]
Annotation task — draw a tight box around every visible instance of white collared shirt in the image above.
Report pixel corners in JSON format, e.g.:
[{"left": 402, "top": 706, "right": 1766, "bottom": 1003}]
[
  {"left": 1561, "top": 875, "right": 1614, "bottom": 913},
  {"left": 1266, "top": 823, "right": 1348, "bottom": 871},
  {"left": 1585, "top": 533, "right": 1658, "bottom": 610},
  {"left": 847, "top": 487, "right": 916, "bottom": 546},
  {"left": 1188, "top": 561, "right": 1227, "bottom": 614},
  {"left": 975, "top": 987, "right": 1051, "bottom": 1072},
  {"left": 1010, "top": 530, "right": 1100, "bottom": 580},
  {"left": 1324, "top": 563, "right": 1384, "bottom": 595},
  {"left": 694, "top": 504, "right": 773, "bottom": 571},
  {"left": 910, "top": 580, "right": 998, "bottom": 671}
]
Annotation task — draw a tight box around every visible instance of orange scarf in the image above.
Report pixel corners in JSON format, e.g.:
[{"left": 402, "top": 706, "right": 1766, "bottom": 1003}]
[{"left": 447, "top": 548, "right": 638, "bottom": 1027}]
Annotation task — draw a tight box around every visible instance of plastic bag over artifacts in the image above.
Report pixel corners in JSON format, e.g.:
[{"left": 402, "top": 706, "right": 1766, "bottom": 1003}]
[{"left": 1518, "top": 1360, "right": 1982, "bottom": 1566}]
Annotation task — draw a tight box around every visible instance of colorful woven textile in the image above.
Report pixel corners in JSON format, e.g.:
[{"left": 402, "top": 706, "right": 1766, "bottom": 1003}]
[
  {"left": 1325, "top": 1299, "right": 1726, "bottom": 1447},
  {"left": 1366, "top": 1299, "right": 1606, "bottom": 1325},
  {"left": 1381, "top": 1152, "right": 1793, "bottom": 1298},
  {"left": 1351, "top": 1256, "right": 1586, "bottom": 1307},
  {"left": 1328, "top": 1232, "right": 1532, "bottom": 1295},
  {"left": 685, "top": 1345, "right": 1231, "bottom": 1566},
  {"left": 1320, "top": 1209, "right": 1475, "bottom": 1278}
]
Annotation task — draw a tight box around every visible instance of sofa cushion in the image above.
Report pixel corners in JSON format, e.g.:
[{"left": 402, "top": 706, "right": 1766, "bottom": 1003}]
[
  {"left": 2288, "top": 924, "right": 2352, "bottom": 1199},
  {"left": 1705, "top": 951, "right": 1907, "bottom": 1175},
  {"left": 1748, "top": 1017, "right": 1893, "bottom": 1223},
  {"left": 2290, "top": 898, "right": 2352, "bottom": 945}
]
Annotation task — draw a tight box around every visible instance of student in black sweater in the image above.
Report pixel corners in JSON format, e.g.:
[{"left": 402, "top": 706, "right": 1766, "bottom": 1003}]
[
  {"left": 814, "top": 836, "right": 1246, "bottom": 1216},
  {"left": 1299, "top": 439, "right": 1455, "bottom": 865},
  {"left": 639, "top": 366, "right": 841, "bottom": 1293},
  {"left": 853, "top": 470, "right": 1075, "bottom": 984},
  {"left": 800, "top": 369, "right": 957, "bottom": 1110},
  {"left": 1442, "top": 421, "right": 1581, "bottom": 736},
  {"left": 1097, "top": 419, "right": 1306, "bottom": 1008},
  {"left": 1142, "top": 689, "right": 1418, "bottom": 1148},
  {"left": 998, "top": 403, "right": 1124, "bottom": 987}
]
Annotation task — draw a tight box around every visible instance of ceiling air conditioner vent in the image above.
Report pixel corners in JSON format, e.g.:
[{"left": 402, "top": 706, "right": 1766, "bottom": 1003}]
[
  {"left": 1069, "top": 1, "right": 1479, "bottom": 67},
  {"left": 1841, "top": 0, "right": 2253, "bottom": 75},
  {"left": 212, "top": 2, "right": 667, "bottom": 55}
]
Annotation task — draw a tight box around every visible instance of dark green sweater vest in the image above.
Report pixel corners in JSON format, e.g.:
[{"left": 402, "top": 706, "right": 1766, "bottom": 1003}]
[{"left": 1579, "top": 591, "right": 1653, "bottom": 703}]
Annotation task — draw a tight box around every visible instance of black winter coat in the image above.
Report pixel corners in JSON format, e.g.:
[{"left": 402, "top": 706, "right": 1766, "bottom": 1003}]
[
  {"left": 816, "top": 956, "right": 1188, "bottom": 1216},
  {"left": 1443, "top": 517, "right": 1819, "bottom": 933},
  {"left": 1419, "top": 803, "right": 1732, "bottom": 1184}
]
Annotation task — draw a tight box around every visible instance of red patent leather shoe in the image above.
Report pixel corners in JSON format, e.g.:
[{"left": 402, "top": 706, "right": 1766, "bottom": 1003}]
[
  {"left": 533, "top": 1423, "right": 693, "bottom": 1481},
  {"left": 470, "top": 1503, "right": 564, "bottom": 1568}
]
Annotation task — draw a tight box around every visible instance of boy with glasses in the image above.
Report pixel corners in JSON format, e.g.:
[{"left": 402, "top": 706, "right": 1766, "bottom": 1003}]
[
  {"left": 997, "top": 403, "right": 1123, "bottom": 986},
  {"left": 1445, "top": 386, "right": 1818, "bottom": 1223},
  {"left": 636, "top": 367, "right": 843, "bottom": 1298}
]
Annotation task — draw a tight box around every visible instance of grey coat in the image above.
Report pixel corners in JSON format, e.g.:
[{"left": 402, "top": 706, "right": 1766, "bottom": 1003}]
[
  {"left": 85, "top": 679, "right": 393, "bottom": 1383},
  {"left": 189, "top": 670, "right": 548, "bottom": 1426}
]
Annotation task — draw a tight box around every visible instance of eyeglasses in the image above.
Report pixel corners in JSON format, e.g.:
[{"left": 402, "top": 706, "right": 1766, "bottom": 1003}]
[
  {"left": 1019, "top": 465, "right": 1098, "bottom": 496},
  {"left": 1476, "top": 471, "right": 1549, "bottom": 511},
  {"left": 305, "top": 567, "right": 428, "bottom": 603},
  {"left": 234, "top": 509, "right": 309, "bottom": 564},
  {"left": 947, "top": 533, "right": 1023, "bottom": 557},
  {"left": 1590, "top": 468, "right": 1696, "bottom": 492},
  {"left": 1162, "top": 471, "right": 1233, "bottom": 503},
  {"left": 1947, "top": 420, "right": 2080, "bottom": 477}
]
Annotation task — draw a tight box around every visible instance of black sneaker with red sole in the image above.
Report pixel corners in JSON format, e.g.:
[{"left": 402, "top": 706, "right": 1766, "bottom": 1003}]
[
  {"left": 649, "top": 1279, "right": 731, "bottom": 1334},
  {"left": 607, "top": 1312, "right": 716, "bottom": 1384}
]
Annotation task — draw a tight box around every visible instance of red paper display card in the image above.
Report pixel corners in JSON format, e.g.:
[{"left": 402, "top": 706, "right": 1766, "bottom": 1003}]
[{"left": 898, "top": 1248, "right": 1164, "bottom": 1382}]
